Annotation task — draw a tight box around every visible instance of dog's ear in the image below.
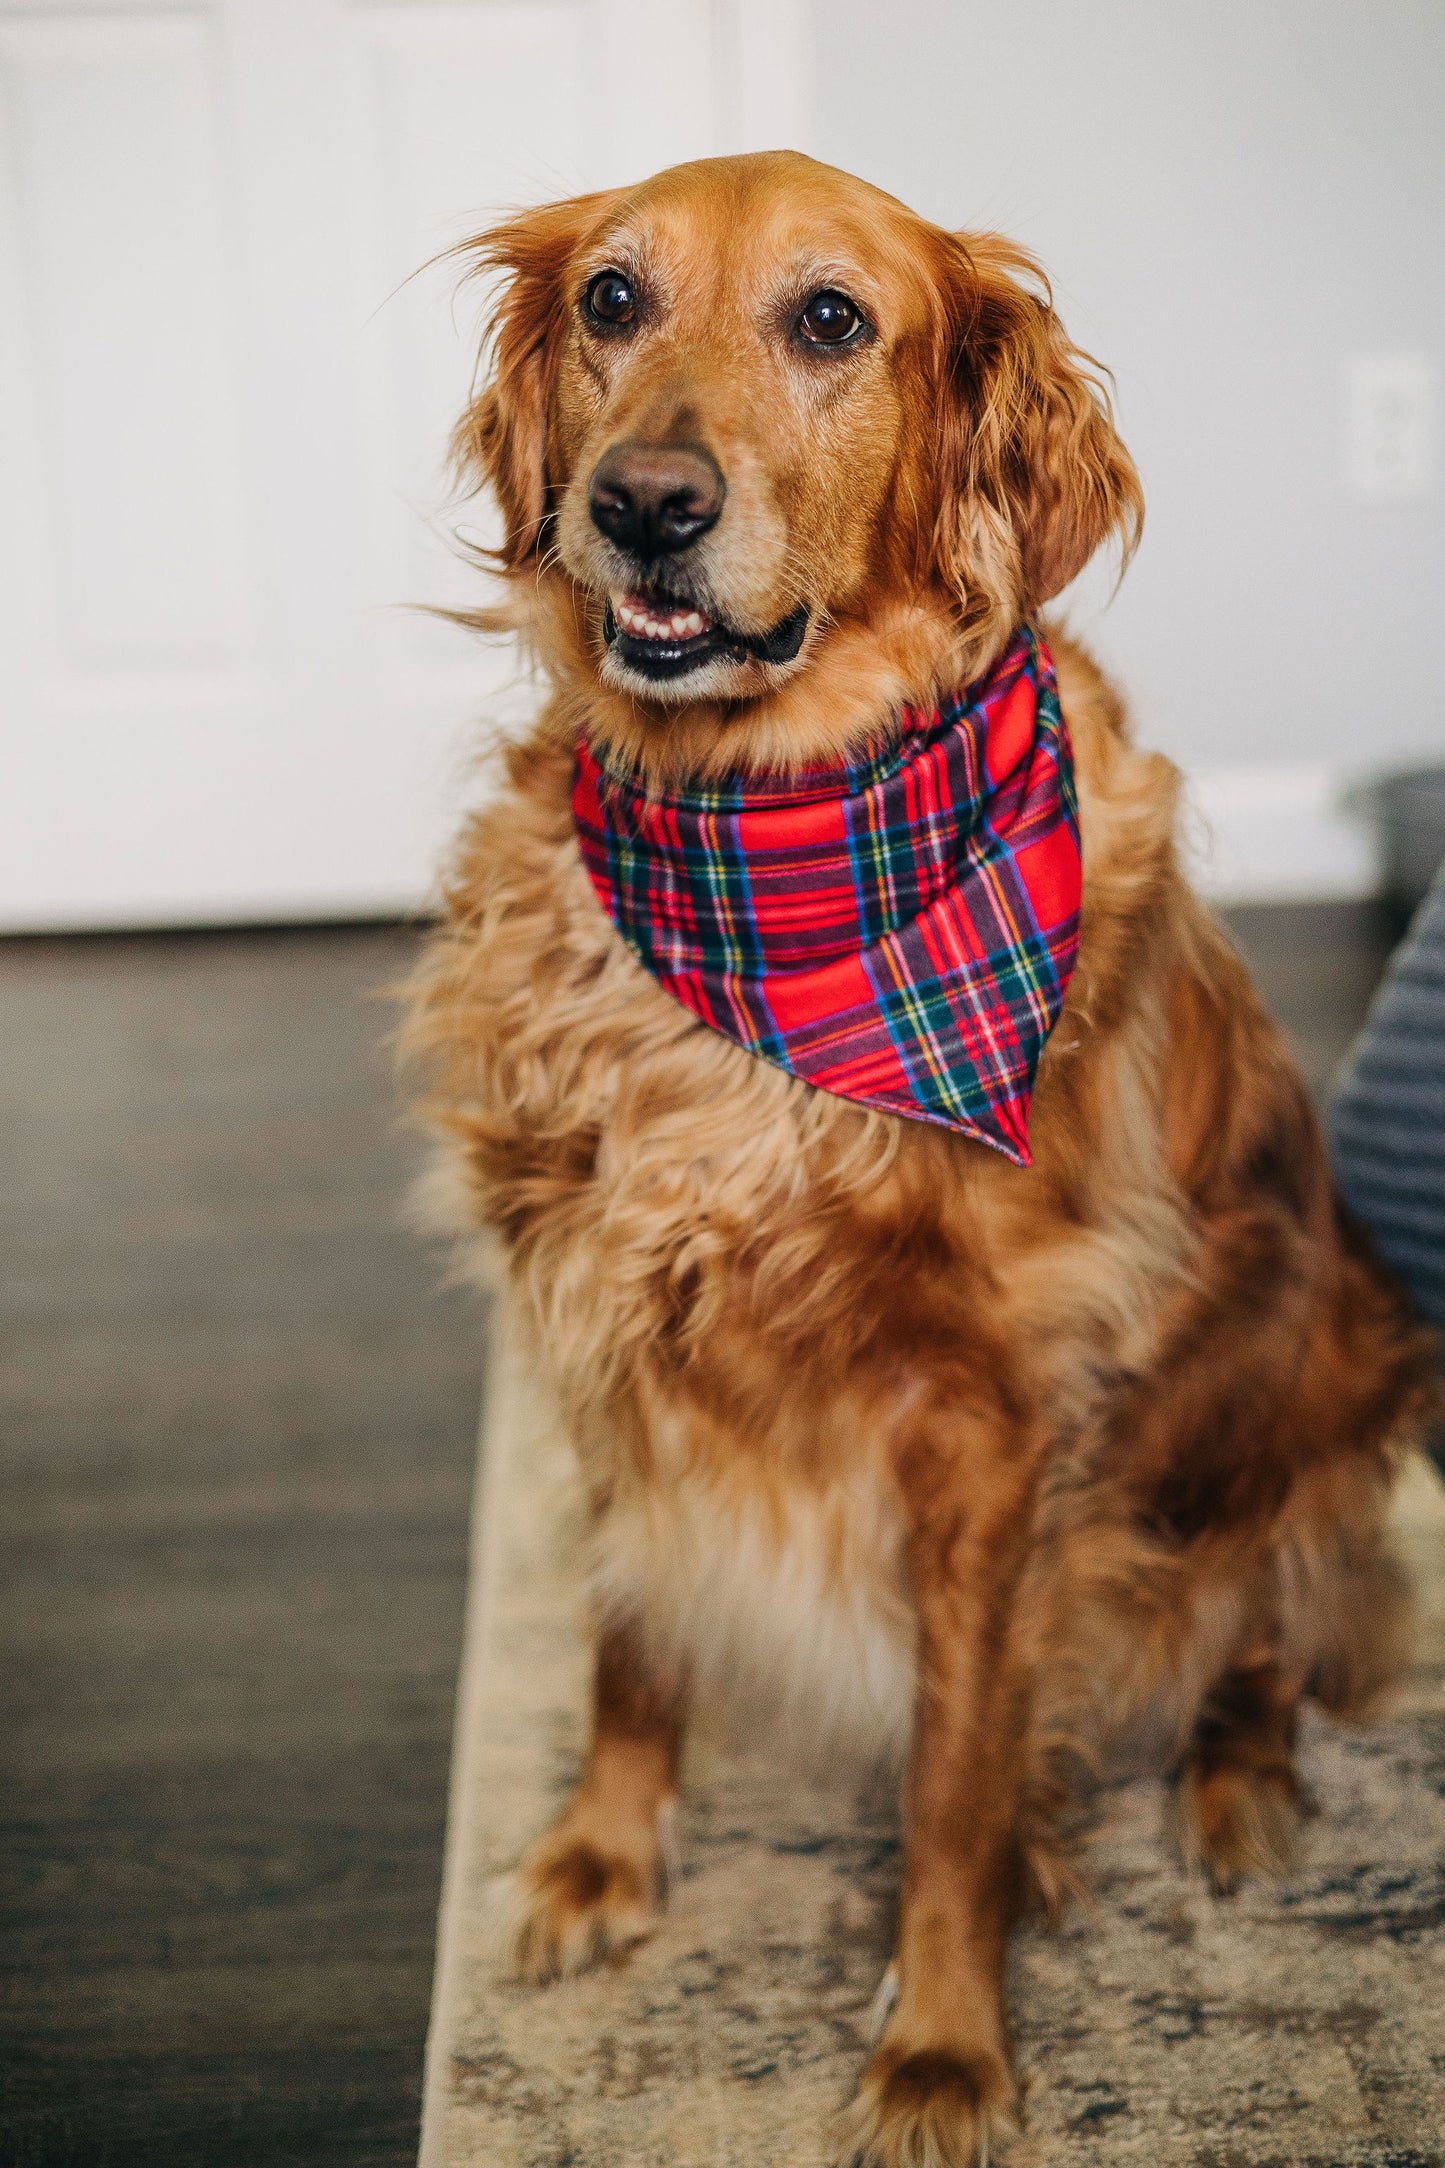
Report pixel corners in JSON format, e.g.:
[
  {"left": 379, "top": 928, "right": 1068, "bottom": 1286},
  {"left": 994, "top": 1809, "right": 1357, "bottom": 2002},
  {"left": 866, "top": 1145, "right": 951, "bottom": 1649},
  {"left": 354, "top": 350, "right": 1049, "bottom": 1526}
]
[
  {"left": 927, "top": 232, "right": 1143, "bottom": 633},
  {"left": 451, "top": 193, "right": 613, "bottom": 568}
]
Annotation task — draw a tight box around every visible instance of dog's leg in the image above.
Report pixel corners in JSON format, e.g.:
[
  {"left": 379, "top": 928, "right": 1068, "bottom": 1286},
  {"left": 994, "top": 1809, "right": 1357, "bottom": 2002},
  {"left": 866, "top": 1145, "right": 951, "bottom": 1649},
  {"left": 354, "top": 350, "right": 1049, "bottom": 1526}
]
[
  {"left": 1176, "top": 1467, "right": 1417, "bottom": 1898},
  {"left": 839, "top": 1413, "right": 1036, "bottom": 2168},
  {"left": 508, "top": 1617, "right": 685, "bottom": 1983},
  {"left": 1174, "top": 1655, "right": 1306, "bottom": 1891}
]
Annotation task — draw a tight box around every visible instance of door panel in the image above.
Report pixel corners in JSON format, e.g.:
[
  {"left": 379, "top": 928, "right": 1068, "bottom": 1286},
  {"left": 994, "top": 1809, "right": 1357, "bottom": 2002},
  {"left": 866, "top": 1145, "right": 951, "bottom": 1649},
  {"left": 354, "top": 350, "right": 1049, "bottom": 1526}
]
[
  {"left": 0, "top": 0, "right": 810, "bottom": 928},
  {"left": 1, "top": 12, "right": 254, "bottom": 670}
]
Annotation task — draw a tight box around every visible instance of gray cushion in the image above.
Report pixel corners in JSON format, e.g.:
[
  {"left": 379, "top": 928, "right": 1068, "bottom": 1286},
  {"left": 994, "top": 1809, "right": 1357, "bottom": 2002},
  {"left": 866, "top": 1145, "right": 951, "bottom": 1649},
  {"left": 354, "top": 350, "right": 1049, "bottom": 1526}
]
[{"left": 1331, "top": 867, "right": 1445, "bottom": 1324}]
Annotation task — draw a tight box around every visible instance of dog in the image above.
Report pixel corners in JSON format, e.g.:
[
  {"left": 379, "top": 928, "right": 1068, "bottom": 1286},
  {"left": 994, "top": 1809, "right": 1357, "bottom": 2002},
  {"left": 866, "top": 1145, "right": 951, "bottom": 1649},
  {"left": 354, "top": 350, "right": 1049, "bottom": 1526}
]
[{"left": 406, "top": 151, "right": 1435, "bottom": 2165}]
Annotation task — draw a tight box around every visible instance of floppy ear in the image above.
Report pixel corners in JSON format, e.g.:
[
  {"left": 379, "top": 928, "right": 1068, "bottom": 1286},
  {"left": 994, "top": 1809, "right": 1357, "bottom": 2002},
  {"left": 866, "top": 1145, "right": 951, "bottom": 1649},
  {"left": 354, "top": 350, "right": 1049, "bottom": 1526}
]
[
  {"left": 450, "top": 192, "right": 614, "bottom": 568},
  {"left": 928, "top": 232, "right": 1143, "bottom": 634}
]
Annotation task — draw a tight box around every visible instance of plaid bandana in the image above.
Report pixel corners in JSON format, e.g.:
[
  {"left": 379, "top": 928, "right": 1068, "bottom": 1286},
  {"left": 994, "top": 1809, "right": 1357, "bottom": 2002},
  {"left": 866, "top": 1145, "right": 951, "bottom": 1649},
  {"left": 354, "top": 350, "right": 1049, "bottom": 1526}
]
[{"left": 573, "top": 624, "right": 1080, "bottom": 1166}]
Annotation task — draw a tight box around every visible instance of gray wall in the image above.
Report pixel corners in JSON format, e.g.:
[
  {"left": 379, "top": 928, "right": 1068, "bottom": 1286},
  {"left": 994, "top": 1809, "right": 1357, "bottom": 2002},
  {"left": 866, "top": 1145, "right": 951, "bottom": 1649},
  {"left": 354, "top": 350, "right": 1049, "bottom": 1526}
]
[{"left": 812, "top": 0, "right": 1445, "bottom": 890}]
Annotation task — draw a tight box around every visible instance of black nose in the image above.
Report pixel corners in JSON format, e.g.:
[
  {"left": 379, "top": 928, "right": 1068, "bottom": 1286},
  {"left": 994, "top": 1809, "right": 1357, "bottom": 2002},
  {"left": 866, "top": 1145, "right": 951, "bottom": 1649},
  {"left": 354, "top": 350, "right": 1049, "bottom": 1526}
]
[{"left": 587, "top": 441, "right": 726, "bottom": 558}]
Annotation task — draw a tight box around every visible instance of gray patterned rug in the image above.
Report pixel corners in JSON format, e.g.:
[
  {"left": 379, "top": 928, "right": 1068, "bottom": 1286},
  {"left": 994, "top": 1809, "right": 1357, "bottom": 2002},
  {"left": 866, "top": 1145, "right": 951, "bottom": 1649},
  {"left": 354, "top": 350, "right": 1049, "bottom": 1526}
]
[{"left": 418, "top": 1311, "right": 1445, "bottom": 2167}]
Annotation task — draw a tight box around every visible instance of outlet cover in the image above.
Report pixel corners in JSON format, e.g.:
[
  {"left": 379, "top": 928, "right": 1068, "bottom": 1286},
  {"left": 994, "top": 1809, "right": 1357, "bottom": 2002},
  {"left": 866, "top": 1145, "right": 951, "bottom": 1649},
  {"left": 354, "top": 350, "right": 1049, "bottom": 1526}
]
[{"left": 1344, "top": 355, "right": 1437, "bottom": 501}]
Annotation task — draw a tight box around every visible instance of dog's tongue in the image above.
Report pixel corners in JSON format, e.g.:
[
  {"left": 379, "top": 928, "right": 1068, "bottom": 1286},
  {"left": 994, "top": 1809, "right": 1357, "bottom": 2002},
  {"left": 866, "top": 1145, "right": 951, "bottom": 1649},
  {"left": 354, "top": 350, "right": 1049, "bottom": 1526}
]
[{"left": 615, "top": 593, "right": 714, "bottom": 643}]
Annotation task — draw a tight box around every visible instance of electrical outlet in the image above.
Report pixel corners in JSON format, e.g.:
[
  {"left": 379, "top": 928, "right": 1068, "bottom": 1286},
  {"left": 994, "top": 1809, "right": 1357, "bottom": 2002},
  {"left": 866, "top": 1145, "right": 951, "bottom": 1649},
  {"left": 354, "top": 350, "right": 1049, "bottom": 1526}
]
[{"left": 1344, "top": 355, "right": 1437, "bottom": 501}]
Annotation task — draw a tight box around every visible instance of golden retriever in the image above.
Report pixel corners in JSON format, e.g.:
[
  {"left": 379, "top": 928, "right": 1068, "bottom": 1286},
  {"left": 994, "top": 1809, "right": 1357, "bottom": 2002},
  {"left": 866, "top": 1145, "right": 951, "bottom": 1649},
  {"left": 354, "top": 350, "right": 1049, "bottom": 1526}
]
[{"left": 406, "top": 151, "right": 1434, "bottom": 2165}]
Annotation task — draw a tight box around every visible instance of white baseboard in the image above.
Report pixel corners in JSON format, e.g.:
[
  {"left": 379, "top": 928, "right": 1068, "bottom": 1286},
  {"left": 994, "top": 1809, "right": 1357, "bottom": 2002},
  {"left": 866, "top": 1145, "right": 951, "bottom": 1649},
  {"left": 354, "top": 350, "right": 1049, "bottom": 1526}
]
[
  {"left": 4, "top": 759, "right": 1378, "bottom": 931},
  {"left": 1181, "top": 764, "right": 1380, "bottom": 904}
]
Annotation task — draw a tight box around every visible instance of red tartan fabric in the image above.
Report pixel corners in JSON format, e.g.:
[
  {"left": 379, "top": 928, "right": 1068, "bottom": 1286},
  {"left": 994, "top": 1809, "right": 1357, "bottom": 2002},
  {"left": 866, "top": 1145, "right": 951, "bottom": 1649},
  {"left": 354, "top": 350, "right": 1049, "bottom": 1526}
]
[{"left": 572, "top": 624, "right": 1081, "bottom": 1165}]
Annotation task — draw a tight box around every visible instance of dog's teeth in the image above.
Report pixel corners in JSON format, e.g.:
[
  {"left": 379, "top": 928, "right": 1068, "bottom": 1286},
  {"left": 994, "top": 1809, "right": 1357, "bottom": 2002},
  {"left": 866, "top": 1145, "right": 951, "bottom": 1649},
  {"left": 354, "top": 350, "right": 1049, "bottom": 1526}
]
[{"left": 613, "top": 594, "right": 714, "bottom": 644}]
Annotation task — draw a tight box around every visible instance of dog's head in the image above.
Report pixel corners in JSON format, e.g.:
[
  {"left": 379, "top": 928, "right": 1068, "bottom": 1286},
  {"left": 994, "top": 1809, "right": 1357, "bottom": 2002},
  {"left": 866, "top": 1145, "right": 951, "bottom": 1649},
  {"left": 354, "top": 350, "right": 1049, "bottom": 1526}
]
[{"left": 453, "top": 151, "right": 1141, "bottom": 774}]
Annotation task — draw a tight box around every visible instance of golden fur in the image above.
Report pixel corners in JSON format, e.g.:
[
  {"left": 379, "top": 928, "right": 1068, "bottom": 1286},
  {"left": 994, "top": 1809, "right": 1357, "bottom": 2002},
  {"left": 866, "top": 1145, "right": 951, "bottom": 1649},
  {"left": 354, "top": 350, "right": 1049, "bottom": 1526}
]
[{"left": 405, "top": 152, "right": 1435, "bottom": 2165}]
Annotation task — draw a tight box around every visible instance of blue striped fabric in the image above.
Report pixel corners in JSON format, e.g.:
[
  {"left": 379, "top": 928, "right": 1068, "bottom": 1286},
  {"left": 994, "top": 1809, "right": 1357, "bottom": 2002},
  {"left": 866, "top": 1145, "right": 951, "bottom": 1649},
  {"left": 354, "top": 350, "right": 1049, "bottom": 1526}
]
[{"left": 1330, "top": 868, "right": 1445, "bottom": 1325}]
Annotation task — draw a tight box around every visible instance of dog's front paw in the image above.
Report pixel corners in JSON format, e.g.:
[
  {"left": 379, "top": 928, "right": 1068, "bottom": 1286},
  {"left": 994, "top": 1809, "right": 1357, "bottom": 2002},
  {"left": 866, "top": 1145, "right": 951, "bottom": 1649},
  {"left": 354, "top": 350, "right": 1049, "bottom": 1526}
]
[
  {"left": 837, "top": 2038, "right": 1017, "bottom": 2168},
  {"left": 500, "top": 1803, "right": 673, "bottom": 1984}
]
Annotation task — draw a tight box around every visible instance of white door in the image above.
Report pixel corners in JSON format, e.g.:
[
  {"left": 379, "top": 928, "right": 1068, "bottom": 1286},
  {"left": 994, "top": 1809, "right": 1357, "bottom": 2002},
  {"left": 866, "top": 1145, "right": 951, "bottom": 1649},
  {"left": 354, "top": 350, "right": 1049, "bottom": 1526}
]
[{"left": 0, "top": 0, "right": 809, "bottom": 929}]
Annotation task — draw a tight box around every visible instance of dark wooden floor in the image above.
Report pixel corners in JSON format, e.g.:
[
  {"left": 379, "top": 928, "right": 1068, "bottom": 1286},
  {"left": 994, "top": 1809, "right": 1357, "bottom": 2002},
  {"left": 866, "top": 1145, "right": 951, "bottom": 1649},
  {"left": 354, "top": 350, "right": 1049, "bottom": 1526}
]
[
  {"left": 0, "top": 928, "right": 486, "bottom": 2168},
  {"left": 0, "top": 904, "right": 1399, "bottom": 2167}
]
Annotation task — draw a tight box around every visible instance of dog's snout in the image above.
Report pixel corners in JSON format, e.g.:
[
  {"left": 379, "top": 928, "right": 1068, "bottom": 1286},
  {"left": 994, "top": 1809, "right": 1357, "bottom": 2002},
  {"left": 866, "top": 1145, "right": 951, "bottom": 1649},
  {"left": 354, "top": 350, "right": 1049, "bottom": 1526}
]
[{"left": 588, "top": 442, "right": 725, "bottom": 559}]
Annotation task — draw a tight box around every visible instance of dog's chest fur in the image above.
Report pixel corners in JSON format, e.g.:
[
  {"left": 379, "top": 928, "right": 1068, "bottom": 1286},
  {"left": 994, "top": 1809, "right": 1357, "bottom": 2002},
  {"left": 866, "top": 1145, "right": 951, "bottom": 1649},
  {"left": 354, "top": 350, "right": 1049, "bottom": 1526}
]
[
  {"left": 419, "top": 706, "right": 1184, "bottom": 1750},
  {"left": 591, "top": 1389, "right": 918, "bottom": 1758}
]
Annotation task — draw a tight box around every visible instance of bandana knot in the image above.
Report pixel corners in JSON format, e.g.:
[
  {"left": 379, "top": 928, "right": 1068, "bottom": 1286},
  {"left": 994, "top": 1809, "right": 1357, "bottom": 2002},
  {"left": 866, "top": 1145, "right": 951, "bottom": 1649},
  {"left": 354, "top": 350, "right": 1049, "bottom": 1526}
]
[{"left": 573, "top": 623, "right": 1080, "bottom": 1166}]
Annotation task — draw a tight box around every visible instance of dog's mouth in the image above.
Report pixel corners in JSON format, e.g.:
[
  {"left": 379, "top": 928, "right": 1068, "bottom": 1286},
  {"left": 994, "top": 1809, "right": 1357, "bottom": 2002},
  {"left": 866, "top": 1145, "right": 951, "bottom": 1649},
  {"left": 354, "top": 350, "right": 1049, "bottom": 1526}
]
[{"left": 603, "top": 592, "right": 810, "bottom": 682}]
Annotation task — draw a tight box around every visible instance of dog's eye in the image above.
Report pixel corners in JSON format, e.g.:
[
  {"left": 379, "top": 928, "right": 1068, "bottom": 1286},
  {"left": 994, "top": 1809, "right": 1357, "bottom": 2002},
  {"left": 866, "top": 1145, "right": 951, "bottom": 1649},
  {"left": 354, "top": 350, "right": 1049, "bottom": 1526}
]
[
  {"left": 797, "top": 289, "right": 864, "bottom": 346},
  {"left": 584, "top": 270, "right": 637, "bottom": 327}
]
